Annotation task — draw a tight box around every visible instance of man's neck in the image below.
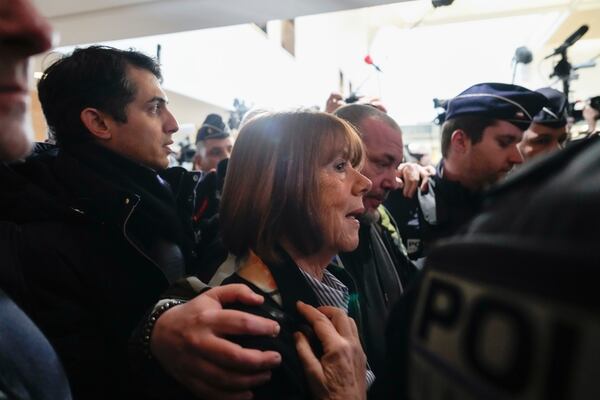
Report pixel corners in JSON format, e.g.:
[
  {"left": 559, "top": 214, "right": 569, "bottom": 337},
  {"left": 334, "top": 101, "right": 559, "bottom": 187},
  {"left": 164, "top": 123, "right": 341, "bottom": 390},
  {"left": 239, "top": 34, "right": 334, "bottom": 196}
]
[
  {"left": 441, "top": 157, "right": 479, "bottom": 191},
  {"left": 75, "top": 141, "right": 157, "bottom": 173}
]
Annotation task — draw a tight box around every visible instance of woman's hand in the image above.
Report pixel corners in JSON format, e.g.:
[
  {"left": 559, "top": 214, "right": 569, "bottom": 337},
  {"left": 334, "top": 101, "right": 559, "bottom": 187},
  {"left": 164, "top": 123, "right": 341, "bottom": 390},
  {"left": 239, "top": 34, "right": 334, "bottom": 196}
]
[{"left": 294, "top": 301, "right": 367, "bottom": 400}]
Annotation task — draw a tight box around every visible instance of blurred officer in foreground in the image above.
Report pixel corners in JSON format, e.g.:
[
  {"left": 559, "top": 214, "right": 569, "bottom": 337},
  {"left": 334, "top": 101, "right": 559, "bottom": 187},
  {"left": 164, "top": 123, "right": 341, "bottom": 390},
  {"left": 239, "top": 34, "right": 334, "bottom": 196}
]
[
  {"left": 386, "top": 83, "right": 547, "bottom": 262},
  {"left": 382, "top": 131, "right": 600, "bottom": 399},
  {"left": 0, "top": 0, "right": 71, "bottom": 398},
  {"left": 519, "top": 87, "right": 568, "bottom": 161}
]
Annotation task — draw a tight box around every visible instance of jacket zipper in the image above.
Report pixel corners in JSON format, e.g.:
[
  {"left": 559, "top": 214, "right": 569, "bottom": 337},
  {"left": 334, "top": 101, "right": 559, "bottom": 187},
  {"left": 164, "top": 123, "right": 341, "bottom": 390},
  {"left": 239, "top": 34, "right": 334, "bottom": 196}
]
[
  {"left": 371, "top": 225, "right": 403, "bottom": 306},
  {"left": 122, "top": 196, "right": 163, "bottom": 274}
]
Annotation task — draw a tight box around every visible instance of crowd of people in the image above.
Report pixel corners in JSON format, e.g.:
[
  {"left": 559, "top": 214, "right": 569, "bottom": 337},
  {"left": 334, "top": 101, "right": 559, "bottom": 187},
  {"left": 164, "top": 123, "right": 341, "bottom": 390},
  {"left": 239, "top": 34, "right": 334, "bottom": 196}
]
[{"left": 1, "top": 0, "right": 600, "bottom": 399}]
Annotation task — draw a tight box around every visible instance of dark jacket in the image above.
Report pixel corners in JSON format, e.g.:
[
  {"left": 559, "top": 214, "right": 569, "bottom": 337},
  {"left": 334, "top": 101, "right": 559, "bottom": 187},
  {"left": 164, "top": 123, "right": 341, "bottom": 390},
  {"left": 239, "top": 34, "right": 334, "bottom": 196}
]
[
  {"left": 386, "top": 162, "right": 483, "bottom": 260},
  {"left": 219, "top": 250, "right": 363, "bottom": 400},
  {"left": 0, "top": 289, "right": 72, "bottom": 400},
  {"left": 0, "top": 142, "right": 205, "bottom": 399},
  {"left": 380, "top": 136, "right": 600, "bottom": 400},
  {"left": 338, "top": 206, "right": 417, "bottom": 378}
]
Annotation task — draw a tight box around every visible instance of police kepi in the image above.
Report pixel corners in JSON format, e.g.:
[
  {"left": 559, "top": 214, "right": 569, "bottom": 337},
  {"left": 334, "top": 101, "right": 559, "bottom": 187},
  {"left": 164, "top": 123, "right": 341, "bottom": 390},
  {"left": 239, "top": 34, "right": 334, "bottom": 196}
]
[
  {"left": 533, "top": 87, "right": 568, "bottom": 127},
  {"left": 445, "top": 82, "right": 548, "bottom": 129}
]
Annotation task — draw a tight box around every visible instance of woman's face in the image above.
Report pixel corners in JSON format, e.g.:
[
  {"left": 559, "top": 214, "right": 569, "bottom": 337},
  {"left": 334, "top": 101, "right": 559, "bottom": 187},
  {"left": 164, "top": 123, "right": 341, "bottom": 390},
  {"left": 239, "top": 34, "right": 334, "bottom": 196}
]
[{"left": 318, "top": 155, "right": 372, "bottom": 253}]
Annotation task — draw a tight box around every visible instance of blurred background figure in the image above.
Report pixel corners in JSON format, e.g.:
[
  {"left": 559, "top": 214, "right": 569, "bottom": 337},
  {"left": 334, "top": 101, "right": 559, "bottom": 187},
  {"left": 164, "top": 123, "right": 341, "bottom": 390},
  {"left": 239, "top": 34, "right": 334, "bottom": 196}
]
[
  {"left": 404, "top": 142, "right": 434, "bottom": 167},
  {"left": 518, "top": 87, "right": 568, "bottom": 162},
  {"left": 582, "top": 95, "right": 600, "bottom": 136},
  {"left": 325, "top": 92, "right": 387, "bottom": 114},
  {"left": 193, "top": 113, "right": 233, "bottom": 172}
]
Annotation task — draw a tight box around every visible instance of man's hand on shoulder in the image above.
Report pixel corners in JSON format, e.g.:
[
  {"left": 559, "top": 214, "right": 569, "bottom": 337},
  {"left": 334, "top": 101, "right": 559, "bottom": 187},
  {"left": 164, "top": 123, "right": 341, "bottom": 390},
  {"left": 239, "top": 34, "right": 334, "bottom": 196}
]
[
  {"left": 151, "top": 284, "right": 282, "bottom": 400},
  {"left": 396, "top": 162, "right": 435, "bottom": 198}
]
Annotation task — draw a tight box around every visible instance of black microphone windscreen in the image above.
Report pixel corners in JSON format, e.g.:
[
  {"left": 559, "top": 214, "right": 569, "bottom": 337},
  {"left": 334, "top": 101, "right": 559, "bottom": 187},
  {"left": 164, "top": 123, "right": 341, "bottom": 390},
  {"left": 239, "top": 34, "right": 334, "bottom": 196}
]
[
  {"left": 564, "top": 25, "right": 589, "bottom": 48},
  {"left": 544, "top": 25, "right": 589, "bottom": 59}
]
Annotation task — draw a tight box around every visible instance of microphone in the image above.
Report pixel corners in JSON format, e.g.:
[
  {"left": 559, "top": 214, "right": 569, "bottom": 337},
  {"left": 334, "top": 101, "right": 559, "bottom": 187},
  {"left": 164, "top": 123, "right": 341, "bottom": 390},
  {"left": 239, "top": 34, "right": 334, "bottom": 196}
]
[
  {"left": 513, "top": 46, "right": 533, "bottom": 65},
  {"left": 511, "top": 46, "right": 532, "bottom": 83},
  {"left": 545, "top": 25, "right": 589, "bottom": 59},
  {"left": 364, "top": 55, "right": 383, "bottom": 72},
  {"left": 345, "top": 55, "right": 383, "bottom": 103}
]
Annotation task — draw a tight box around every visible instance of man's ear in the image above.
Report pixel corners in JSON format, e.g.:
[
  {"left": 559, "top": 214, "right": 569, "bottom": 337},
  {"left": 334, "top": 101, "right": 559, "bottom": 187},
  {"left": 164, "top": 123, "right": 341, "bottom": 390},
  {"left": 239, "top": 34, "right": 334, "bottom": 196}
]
[
  {"left": 192, "top": 154, "right": 203, "bottom": 171},
  {"left": 80, "top": 108, "right": 112, "bottom": 140},
  {"left": 450, "top": 129, "right": 471, "bottom": 154}
]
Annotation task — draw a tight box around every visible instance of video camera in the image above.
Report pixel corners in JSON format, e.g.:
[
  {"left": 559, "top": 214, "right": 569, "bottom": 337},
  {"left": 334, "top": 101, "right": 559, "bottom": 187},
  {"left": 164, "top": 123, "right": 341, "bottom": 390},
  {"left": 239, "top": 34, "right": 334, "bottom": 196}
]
[{"left": 432, "top": 97, "right": 448, "bottom": 125}]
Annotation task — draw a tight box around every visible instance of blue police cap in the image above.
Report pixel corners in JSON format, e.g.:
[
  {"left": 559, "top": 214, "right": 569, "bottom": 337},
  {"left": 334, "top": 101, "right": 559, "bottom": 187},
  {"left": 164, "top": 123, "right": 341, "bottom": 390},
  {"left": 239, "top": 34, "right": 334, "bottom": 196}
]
[
  {"left": 196, "top": 114, "right": 230, "bottom": 144},
  {"left": 445, "top": 83, "right": 548, "bottom": 130},
  {"left": 533, "top": 87, "right": 568, "bottom": 127}
]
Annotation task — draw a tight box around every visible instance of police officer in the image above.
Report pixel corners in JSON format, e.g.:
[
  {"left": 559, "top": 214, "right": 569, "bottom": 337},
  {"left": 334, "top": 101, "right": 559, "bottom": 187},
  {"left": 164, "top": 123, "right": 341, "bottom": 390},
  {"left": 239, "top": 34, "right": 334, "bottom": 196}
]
[
  {"left": 382, "top": 125, "right": 600, "bottom": 400},
  {"left": 385, "top": 82, "right": 547, "bottom": 261},
  {"left": 518, "top": 87, "right": 568, "bottom": 161},
  {"left": 193, "top": 113, "right": 233, "bottom": 172}
]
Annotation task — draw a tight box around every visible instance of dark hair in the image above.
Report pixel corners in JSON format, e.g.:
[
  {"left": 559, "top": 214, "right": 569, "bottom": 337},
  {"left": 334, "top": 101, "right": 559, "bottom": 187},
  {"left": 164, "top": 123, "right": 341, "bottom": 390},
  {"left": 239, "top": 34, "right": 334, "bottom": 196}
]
[
  {"left": 37, "top": 45, "right": 162, "bottom": 147},
  {"left": 334, "top": 103, "right": 401, "bottom": 136},
  {"left": 220, "top": 111, "right": 364, "bottom": 264},
  {"left": 589, "top": 96, "right": 600, "bottom": 113},
  {"left": 440, "top": 115, "right": 495, "bottom": 158}
]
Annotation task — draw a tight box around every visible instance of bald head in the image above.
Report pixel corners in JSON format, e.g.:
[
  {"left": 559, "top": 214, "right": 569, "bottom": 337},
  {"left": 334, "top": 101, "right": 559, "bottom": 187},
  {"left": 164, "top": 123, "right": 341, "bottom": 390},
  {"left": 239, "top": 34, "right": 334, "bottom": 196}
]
[{"left": 334, "top": 104, "right": 401, "bottom": 139}]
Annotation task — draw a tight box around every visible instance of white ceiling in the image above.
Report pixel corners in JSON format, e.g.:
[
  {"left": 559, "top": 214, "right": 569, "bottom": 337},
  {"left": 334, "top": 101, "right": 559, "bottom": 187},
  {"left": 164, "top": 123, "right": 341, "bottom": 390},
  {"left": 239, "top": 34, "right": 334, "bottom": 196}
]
[
  {"left": 33, "top": 0, "right": 408, "bottom": 46},
  {"left": 33, "top": 0, "right": 157, "bottom": 18},
  {"left": 35, "top": 0, "right": 600, "bottom": 48}
]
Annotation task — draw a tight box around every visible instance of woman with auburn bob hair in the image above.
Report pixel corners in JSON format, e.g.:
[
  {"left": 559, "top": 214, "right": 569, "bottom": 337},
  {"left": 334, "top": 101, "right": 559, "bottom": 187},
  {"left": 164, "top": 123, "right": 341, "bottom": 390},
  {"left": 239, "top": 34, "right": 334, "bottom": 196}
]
[{"left": 220, "top": 111, "right": 373, "bottom": 399}]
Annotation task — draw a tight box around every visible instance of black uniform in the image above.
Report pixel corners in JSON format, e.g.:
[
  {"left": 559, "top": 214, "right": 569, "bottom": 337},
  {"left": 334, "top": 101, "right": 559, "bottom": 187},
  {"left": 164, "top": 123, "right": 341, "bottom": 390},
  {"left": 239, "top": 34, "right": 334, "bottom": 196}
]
[
  {"left": 385, "top": 161, "right": 483, "bottom": 260},
  {"left": 380, "top": 135, "right": 600, "bottom": 400},
  {"left": 386, "top": 82, "right": 549, "bottom": 261}
]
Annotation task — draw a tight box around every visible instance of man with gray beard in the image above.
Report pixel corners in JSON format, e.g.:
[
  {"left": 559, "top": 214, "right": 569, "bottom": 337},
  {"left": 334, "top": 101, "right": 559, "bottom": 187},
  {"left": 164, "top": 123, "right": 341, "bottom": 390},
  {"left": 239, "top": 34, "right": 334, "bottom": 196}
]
[{"left": 334, "top": 104, "right": 421, "bottom": 379}]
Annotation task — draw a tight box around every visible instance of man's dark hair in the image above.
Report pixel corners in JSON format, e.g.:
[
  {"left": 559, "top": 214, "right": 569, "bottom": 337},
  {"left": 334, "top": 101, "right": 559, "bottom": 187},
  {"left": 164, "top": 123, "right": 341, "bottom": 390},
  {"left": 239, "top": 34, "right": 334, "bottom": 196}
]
[
  {"left": 37, "top": 45, "right": 162, "bottom": 147},
  {"left": 440, "top": 115, "right": 495, "bottom": 158}
]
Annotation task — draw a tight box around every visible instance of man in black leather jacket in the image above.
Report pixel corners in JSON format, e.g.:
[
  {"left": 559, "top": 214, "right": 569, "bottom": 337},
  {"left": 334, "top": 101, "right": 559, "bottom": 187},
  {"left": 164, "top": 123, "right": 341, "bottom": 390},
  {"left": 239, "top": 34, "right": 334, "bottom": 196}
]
[
  {"left": 0, "top": 45, "right": 283, "bottom": 399},
  {"left": 0, "top": 46, "right": 205, "bottom": 398}
]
